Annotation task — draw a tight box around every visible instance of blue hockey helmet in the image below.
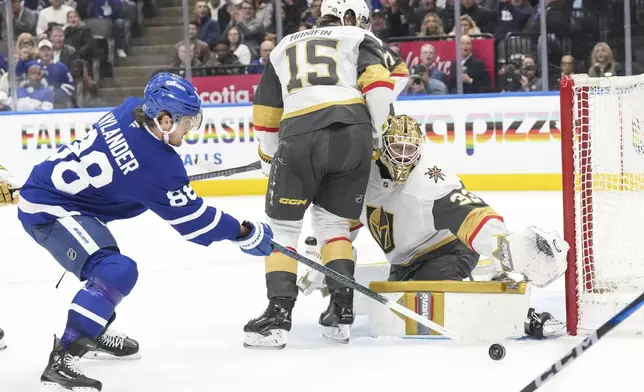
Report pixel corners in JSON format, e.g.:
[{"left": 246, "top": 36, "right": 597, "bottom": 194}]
[{"left": 142, "top": 72, "right": 203, "bottom": 141}]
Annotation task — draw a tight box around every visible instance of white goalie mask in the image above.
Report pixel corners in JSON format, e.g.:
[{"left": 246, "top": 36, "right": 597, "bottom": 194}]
[{"left": 320, "top": 0, "right": 372, "bottom": 30}]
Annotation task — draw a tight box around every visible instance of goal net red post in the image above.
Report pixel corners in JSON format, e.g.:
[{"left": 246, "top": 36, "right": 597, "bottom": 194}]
[{"left": 560, "top": 74, "right": 644, "bottom": 336}]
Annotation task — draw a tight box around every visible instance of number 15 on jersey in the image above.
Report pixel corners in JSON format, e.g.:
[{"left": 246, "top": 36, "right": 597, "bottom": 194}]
[{"left": 285, "top": 38, "right": 341, "bottom": 93}]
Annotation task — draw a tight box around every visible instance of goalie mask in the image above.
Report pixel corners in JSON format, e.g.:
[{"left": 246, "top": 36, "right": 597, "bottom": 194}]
[{"left": 379, "top": 114, "right": 423, "bottom": 182}]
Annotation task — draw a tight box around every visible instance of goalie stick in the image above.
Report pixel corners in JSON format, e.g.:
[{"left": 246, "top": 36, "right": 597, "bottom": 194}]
[
  {"left": 519, "top": 291, "right": 644, "bottom": 392},
  {"left": 271, "top": 240, "right": 482, "bottom": 345}
]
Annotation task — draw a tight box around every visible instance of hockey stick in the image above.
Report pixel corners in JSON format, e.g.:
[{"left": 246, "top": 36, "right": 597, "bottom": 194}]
[
  {"left": 188, "top": 161, "right": 261, "bottom": 182},
  {"left": 10, "top": 161, "right": 262, "bottom": 192},
  {"left": 194, "top": 155, "right": 229, "bottom": 172},
  {"left": 271, "top": 240, "right": 480, "bottom": 345},
  {"left": 519, "top": 292, "right": 644, "bottom": 392}
]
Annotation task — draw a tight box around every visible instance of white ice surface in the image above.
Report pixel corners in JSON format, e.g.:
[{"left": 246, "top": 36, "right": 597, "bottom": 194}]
[{"left": 1, "top": 192, "right": 643, "bottom": 392}]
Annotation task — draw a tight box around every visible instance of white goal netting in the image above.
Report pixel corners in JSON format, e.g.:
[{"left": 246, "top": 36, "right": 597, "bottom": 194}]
[{"left": 568, "top": 74, "right": 644, "bottom": 334}]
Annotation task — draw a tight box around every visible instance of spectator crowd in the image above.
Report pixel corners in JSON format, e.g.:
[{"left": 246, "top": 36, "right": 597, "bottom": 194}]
[
  {"left": 164, "top": 0, "right": 638, "bottom": 98},
  {"left": 0, "top": 0, "right": 639, "bottom": 112},
  {"left": 0, "top": 0, "right": 142, "bottom": 111}
]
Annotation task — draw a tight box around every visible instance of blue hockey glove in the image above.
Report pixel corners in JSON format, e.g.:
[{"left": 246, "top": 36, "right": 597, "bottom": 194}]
[{"left": 234, "top": 221, "right": 274, "bottom": 256}]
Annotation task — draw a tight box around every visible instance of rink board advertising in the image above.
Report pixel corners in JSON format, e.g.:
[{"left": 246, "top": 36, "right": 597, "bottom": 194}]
[{"left": 0, "top": 93, "right": 562, "bottom": 195}]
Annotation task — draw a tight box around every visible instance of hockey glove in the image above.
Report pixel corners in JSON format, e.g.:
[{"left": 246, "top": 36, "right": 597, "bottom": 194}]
[
  {"left": 506, "top": 226, "right": 568, "bottom": 288},
  {"left": 0, "top": 183, "right": 18, "bottom": 206},
  {"left": 0, "top": 165, "right": 19, "bottom": 206},
  {"left": 234, "top": 221, "right": 274, "bottom": 256}
]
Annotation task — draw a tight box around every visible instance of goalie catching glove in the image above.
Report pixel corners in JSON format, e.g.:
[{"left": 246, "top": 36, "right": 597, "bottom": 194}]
[
  {"left": 0, "top": 165, "right": 19, "bottom": 206},
  {"left": 497, "top": 226, "right": 568, "bottom": 288}
]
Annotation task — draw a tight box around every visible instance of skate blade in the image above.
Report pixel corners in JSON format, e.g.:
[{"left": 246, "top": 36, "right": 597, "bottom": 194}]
[
  {"left": 322, "top": 325, "right": 350, "bottom": 344},
  {"left": 243, "top": 329, "right": 287, "bottom": 349},
  {"left": 84, "top": 350, "right": 142, "bottom": 360},
  {"left": 40, "top": 382, "right": 100, "bottom": 392}
]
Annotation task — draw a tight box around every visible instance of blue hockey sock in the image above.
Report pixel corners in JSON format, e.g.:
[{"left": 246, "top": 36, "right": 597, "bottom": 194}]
[
  {"left": 60, "top": 278, "right": 124, "bottom": 349},
  {"left": 59, "top": 249, "right": 138, "bottom": 349}
]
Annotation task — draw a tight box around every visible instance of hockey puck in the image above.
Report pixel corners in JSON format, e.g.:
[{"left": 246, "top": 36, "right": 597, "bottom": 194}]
[{"left": 488, "top": 343, "right": 506, "bottom": 361}]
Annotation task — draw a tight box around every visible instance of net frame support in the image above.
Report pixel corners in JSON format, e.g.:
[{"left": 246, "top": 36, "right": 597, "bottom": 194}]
[
  {"left": 561, "top": 75, "right": 596, "bottom": 336},
  {"left": 561, "top": 75, "right": 581, "bottom": 336},
  {"left": 560, "top": 74, "right": 644, "bottom": 335}
]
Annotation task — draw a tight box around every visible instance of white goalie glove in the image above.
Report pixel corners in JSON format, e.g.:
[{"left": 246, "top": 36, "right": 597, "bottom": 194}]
[{"left": 500, "top": 226, "right": 569, "bottom": 288}]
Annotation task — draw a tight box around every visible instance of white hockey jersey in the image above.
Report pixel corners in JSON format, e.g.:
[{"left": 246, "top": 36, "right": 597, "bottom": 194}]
[
  {"left": 253, "top": 25, "right": 402, "bottom": 165},
  {"left": 352, "top": 153, "right": 508, "bottom": 266}
]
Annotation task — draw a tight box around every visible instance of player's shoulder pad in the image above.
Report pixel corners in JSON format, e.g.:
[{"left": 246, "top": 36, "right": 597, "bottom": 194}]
[
  {"left": 360, "top": 31, "right": 386, "bottom": 53},
  {"left": 401, "top": 153, "right": 463, "bottom": 201},
  {"left": 363, "top": 29, "right": 384, "bottom": 45}
]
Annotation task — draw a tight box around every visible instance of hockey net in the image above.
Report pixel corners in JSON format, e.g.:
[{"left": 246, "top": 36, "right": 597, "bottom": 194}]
[{"left": 561, "top": 74, "right": 644, "bottom": 336}]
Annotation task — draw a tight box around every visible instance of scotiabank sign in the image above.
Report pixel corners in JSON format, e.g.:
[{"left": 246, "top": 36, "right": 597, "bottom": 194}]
[{"left": 193, "top": 74, "right": 262, "bottom": 104}]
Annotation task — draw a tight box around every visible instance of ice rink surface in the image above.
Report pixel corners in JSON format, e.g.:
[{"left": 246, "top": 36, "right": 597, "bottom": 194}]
[{"left": 1, "top": 191, "right": 643, "bottom": 392}]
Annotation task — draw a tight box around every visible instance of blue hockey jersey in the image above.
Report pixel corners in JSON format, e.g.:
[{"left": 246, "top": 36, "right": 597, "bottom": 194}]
[{"left": 18, "top": 97, "right": 242, "bottom": 246}]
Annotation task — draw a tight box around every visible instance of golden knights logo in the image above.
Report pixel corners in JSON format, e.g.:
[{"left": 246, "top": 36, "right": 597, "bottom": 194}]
[
  {"left": 425, "top": 166, "right": 446, "bottom": 183},
  {"left": 366, "top": 205, "right": 395, "bottom": 253}
]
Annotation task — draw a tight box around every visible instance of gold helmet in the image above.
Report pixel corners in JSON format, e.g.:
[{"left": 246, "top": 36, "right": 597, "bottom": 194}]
[{"left": 379, "top": 114, "right": 423, "bottom": 182}]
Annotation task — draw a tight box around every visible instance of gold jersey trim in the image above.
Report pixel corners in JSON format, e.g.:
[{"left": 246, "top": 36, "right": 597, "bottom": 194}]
[
  {"left": 253, "top": 104, "right": 283, "bottom": 132},
  {"left": 456, "top": 206, "right": 503, "bottom": 249}
]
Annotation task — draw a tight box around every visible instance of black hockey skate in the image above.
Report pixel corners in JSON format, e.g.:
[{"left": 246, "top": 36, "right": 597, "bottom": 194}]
[
  {"left": 85, "top": 329, "right": 141, "bottom": 360},
  {"left": 524, "top": 308, "right": 566, "bottom": 339},
  {"left": 319, "top": 288, "right": 354, "bottom": 343},
  {"left": 41, "top": 336, "right": 103, "bottom": 392},
  {"left": 83, "top": 312, "right": 140, "bottom": 360},
  {"left": 0, "top": 328, "right": 6, "bottom": 350},
  {"left": 54, "top": 329, "right": 140, "bottom": 360},
  {"left": 243, "top": 297, "right": 294, "bottom": 349}
]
